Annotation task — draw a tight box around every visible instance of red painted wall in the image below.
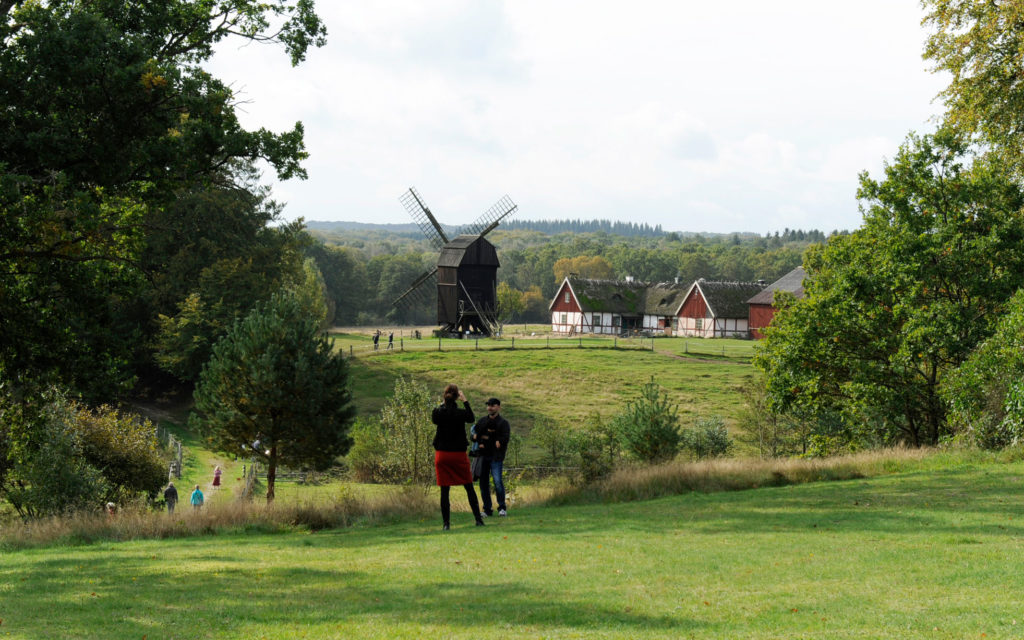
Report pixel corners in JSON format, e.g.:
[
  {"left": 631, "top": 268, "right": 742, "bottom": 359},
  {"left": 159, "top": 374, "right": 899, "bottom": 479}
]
[
  {"left": 678, "top": 288, "right": 707, "bottom": 318},
  {"left": 748, "top": 303, "right": 776, "bottom": 339},
  {"left": 550, "top": 282, "right": 581, "bottom": 312}
]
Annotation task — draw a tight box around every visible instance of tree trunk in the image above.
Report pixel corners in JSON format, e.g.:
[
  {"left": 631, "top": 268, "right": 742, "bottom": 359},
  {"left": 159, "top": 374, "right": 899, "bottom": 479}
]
[{"left": 266, "top": 446, "right": 277, "bottom": 503}]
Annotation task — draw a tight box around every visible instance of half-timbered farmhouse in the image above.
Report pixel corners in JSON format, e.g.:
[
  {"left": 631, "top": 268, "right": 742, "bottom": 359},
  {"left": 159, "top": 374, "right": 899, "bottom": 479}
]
[
  {"left": 676, "top": 279, "right": 765, "bottom": 338},
  {"left": 549, "top": 276, "right": 689, "bottom": 335},
  {"left": 746, "top": 266, "right": 806, "bottom": 339}
]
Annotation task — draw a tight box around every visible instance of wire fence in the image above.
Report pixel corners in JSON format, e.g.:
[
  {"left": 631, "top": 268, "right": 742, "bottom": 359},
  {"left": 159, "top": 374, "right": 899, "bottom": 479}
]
[{"left": 339, "top": 335, "right": 660, "bottom": 357}]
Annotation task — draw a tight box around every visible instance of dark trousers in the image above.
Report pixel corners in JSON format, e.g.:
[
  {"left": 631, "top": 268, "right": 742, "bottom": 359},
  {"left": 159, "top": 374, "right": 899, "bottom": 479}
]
[
  {"left": 479, "top": 458, "right": 506, "bottom": 514},
  {"left": 440, "top": 483, "right": 482, "bottom": 525}
]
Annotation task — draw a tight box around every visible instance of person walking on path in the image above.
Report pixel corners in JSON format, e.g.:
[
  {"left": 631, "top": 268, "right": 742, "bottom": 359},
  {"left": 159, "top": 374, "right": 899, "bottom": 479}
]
[
  {"left": 212, "top": 465, "right": 222, "bottom": 488},
  {"left": 431, "top": 383, "right": 484, "bottom": 530},
  {"left": 190, "top": 484, "right": 204, "bottom": 510},
  {"left": 387, "top": 331, "right": 394, "bottom": 350},
  {"left": 373, "top": 330, "right": 380, "bottom": 351},
  {"left": 473, "top": 397, "right": 511, "bottom": 517},
  {"left": 164, "top": 481, "right": 178, "bottom": 514}
]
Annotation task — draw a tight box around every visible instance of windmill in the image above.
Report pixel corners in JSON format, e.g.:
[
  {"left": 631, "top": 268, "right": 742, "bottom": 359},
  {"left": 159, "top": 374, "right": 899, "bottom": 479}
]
[{"left": 393, "top": 187, "right": 518, "bottom": 336}]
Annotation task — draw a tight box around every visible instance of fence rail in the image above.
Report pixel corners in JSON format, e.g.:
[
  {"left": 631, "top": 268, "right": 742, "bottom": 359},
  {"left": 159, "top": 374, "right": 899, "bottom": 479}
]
[{"left": 339, "top": 335, "right": 660, "bottom": 357}]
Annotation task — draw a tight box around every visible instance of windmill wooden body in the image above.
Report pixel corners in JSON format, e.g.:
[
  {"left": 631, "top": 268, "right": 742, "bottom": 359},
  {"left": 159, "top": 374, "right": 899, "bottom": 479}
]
[{"left": 393, "top": 187, "right": 517, "bottom": 336}]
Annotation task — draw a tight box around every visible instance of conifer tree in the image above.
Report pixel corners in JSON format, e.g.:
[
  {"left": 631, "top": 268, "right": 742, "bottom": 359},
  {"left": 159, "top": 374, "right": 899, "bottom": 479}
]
[{"left": 191, "top": 292, "right": 355, "bottom": 502}]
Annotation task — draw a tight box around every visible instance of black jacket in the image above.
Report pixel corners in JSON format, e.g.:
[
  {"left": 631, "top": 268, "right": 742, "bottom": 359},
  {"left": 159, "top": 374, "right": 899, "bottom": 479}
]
[
  {"left": 164, "top": 485, "right": 178, "bottom": 503},
  {"left": 474, "top": 413, "right": 511, "bottom": 462},
  {"left": 431, "top": 401, "right": 475, "bottom": 452}
]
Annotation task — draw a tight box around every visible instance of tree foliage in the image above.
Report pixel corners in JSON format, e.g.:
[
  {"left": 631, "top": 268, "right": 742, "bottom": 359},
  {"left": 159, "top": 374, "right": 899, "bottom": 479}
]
[
  {"left": 924, "top": 0, "right": 1024, "bottom": 175},
  {"left": 552, "top": 255, "right": 615, "bottom": 284},
  {"left": 378, "top": 377, "right": 434, "bottom": 484},
  {"left": 613, "top": 378, "right": 681, "bottom": 463},
  {"left": 0, "top": 387, "right": 164, "bottom": 519},
  {"left": 943, "top": 288, "right": 1024, "bottom": 449},
  {"left": 0, "top": 0, "right": 324, "bottom": 396},
  {"left": 755, "top": 133, "right": 1024, "bottom": 446},
  {"left": 191, "top": 292, "right": 355, "bottom": 502}
]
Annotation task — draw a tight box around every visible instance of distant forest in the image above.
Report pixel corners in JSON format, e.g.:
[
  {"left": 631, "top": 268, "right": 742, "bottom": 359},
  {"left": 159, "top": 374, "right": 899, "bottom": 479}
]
[
  {"left": 502, "top": 219, "right": 663, "bottom": 236},
  {"left": 305, "top": 222, "right": 842, "bottom": 326}
]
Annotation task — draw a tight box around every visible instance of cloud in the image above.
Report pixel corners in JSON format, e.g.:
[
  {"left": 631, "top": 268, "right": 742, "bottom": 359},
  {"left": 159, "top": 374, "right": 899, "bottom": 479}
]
[{"left": 206, "top": 1, "right": 948, "bottom": 233}]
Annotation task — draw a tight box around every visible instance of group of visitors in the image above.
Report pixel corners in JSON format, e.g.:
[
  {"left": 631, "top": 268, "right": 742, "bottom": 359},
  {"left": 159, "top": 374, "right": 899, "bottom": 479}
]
[
  {"left": 372, "top": 330, "right": 394, "bottom": 351},
  {"left": 431, "top": 383, "right": 510, "bottom": 530},
  {"left": 161, "top": 465, "right": 222, "bottom": 514}
]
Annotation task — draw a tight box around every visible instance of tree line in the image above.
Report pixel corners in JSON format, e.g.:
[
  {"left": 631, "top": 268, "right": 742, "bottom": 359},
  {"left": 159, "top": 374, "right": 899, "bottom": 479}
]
[{"left": 305, "top": 227, "right": 823, "bottom": 326}]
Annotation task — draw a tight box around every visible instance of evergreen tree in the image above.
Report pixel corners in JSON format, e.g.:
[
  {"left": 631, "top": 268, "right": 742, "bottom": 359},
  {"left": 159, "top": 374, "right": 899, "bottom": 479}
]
[{"left": 191, "top": 292, "right": 355, "bottom": 502}]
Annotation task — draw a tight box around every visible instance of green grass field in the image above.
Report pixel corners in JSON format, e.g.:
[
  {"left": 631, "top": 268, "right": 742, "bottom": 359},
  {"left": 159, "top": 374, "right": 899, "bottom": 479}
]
[
  {"left": 4, "top": 454, "right": 1023, "bottom": 639},
  {"left": 339, "top": 336, "right": 757, "bottom": 440}
]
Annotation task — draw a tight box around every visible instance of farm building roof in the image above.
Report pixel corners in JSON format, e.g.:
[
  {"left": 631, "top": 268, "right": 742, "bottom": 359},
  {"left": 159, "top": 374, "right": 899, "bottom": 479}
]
[
  {"left": 437, "top": 234, "right": 499, "bottom": 268},
  {"left": 691, "top": 280, "right": 766, "bottom": 318},
  {"left": 747, "top": 266, "right": 807, "bottom": 305},
  {"left": 562, "top": 277, "right": 690, "bottom": 316},
  {"left": 644, "top": 282, "right": 690, "bottom": 315}
]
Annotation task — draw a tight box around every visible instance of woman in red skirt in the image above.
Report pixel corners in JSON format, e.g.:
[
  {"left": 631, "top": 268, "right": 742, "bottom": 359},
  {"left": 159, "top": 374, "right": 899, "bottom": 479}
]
[{"left": 431, "top": 383, "right": 484, "bottom": 530}]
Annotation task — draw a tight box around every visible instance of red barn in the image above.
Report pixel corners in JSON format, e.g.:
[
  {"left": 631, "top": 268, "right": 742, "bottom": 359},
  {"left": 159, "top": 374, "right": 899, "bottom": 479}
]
[
  {"left": 747, "top": 266, "right": 806, "bottom": 339},
  {"left": 676, "top": 279, "right": 764, "bottom": 338}
]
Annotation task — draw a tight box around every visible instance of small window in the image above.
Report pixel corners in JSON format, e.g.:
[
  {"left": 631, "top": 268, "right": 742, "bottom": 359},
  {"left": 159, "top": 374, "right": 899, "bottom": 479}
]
[
  {"left": 612, "top": 315, "right": 621, "bottom": 327},
  {"left": 564, "top": 292, "right": 570, "bottom": 304},
  {"left": 560, "top": 313, "right": 567, "bottom": 324},
  {"left": 592, "top": 314, "right": 601, "bottom": 326},
  {"left": 695, "top": 318, "right": 703, "bottom": 330}
]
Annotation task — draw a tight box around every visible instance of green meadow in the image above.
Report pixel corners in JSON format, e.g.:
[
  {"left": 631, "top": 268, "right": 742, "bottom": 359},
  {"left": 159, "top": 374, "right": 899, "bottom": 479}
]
[
  {"left": 3, "top": 453, "right": 1023, "bottom": 639},
  {"left": 5, "top": 341, "right": 1023, "bottom": 639},
  {"left": 337, "top": 334, "right": 757, "bottom": 435}
]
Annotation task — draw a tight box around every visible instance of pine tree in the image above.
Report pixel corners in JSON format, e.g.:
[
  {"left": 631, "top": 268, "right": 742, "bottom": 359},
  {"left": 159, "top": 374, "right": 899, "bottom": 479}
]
[{"left": 191, "top": 292, "right": 355, "bottom": 502}]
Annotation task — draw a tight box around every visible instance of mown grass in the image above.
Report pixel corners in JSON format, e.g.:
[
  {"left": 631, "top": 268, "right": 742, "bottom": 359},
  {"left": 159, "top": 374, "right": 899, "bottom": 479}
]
[
  {"left": 341, "top": 344, "right": 756, "bottom": 438},
  {"left": 4, "top": 450, "right": 1024, "bottom": 638}
]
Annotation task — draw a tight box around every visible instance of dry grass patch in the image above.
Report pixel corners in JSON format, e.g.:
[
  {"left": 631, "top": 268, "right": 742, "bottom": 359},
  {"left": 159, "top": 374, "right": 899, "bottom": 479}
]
[
  {"left": 549, "top": 446, "right": 935, "bottom": 504},
  {"left": 0, "top": 486, "right": 435, "bottom": 550}
]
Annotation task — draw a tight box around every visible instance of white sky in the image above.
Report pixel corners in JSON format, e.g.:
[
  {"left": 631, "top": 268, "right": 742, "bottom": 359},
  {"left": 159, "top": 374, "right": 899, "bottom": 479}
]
[{"left": 208, "top": 1, "right": 948, "bottom": 234}]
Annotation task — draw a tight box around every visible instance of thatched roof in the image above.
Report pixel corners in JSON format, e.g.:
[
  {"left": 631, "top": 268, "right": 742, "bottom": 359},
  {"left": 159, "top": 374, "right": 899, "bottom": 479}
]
[
  {"left": 558, "top": 277, "right": 690, "bottom": 316},
  {"left": 747, "top": 266, "right": 806, "bottom": 305},
  {"left": 690, "top": 279, "right": 766, "bottom": 318}
]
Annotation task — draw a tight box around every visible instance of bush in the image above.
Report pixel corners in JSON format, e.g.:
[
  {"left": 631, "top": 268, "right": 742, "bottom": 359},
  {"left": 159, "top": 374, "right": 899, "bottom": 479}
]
[
  {"left": 613, "top": 378, "right": 681, "bottom": 463},
  {"left": 0, "top": 388, "right": 166, "bottom": 519},
  {"left": 567, "top": 412, "right": 621, "bottom": 484},
  {"left": 681, "top": 416, "right": 733, "bottom": 459},
  {"left": 531, "top": 417, "right": 570, "bottom": 467},
  {"left": 944, "top": 288, "right": 1024, "bottom": 449},
  {"left": 345, "top": 377, "right": 434, "bottom": 484}
]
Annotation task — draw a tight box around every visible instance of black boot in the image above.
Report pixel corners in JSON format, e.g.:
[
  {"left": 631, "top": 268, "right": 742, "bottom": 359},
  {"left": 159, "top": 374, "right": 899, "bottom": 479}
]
[
  {"left": 443, "top": 523, "right": 450, "bottom": 531},
  {"left": 475, "top": 516, "right": 485, "bottom": 526}
]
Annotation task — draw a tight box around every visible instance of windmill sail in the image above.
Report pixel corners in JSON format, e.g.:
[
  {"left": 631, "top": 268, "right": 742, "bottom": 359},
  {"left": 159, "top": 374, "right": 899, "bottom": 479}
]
[
  {"left": 400, "top": 188, "right": 449, "bottom": 250},
  {"left": 392, "top": 267, "right": 438, "bottom": 308},
  {"left": 457, "top": 195, "right": 518, "bottom": 238}
]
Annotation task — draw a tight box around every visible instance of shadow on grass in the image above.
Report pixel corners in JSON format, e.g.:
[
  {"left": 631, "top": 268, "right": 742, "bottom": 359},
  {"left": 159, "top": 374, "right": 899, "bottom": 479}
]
[{"left": 10, "top": 553, "right": 705, "bottom": 638}]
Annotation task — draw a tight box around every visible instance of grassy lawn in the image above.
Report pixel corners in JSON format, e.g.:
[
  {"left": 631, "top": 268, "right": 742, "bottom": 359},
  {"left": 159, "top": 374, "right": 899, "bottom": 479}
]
[
  {"left": 4, "top": 457, "right": 1023, "bottom": 638},
  {"left": 341, "top": 342, "right": 756, "bottom": 439}
]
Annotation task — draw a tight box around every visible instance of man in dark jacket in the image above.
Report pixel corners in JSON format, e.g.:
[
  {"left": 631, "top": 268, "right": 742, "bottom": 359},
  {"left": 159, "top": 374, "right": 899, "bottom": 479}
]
[
  {"left": 164, "top": 481, "right": 178, "bottom": 514},
  {"left": 473, "top": 397, "right": 511, "bottom": 516}
]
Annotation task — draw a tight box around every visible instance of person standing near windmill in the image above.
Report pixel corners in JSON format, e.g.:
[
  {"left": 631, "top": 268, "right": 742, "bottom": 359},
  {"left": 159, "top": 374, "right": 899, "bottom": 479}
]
[{"left": 431, "top": 383, "right": 485, "bottom": 530}]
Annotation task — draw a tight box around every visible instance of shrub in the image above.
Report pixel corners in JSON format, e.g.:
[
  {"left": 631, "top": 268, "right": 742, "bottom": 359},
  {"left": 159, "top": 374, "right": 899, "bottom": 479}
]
[
  {"left": 568, "top": 412, "right": 621, "bottom": 484},
  {"left": 531, "top": 417, "right": 570, "bottom": 467},
  {"left": 345, "top": 377, "right": 434, "bottom": 484},
  {"left": 681, "top": 416, "right": 733, "bottom": 459},
  {"left": 944, "top": 288, "right": 1024, "bottom": 449},
  {"left": 613, "top": 378, "right": 681, "bottom": 463},
  {"left": 0, "top": 387, "right": 164, "bottom": 520}
]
